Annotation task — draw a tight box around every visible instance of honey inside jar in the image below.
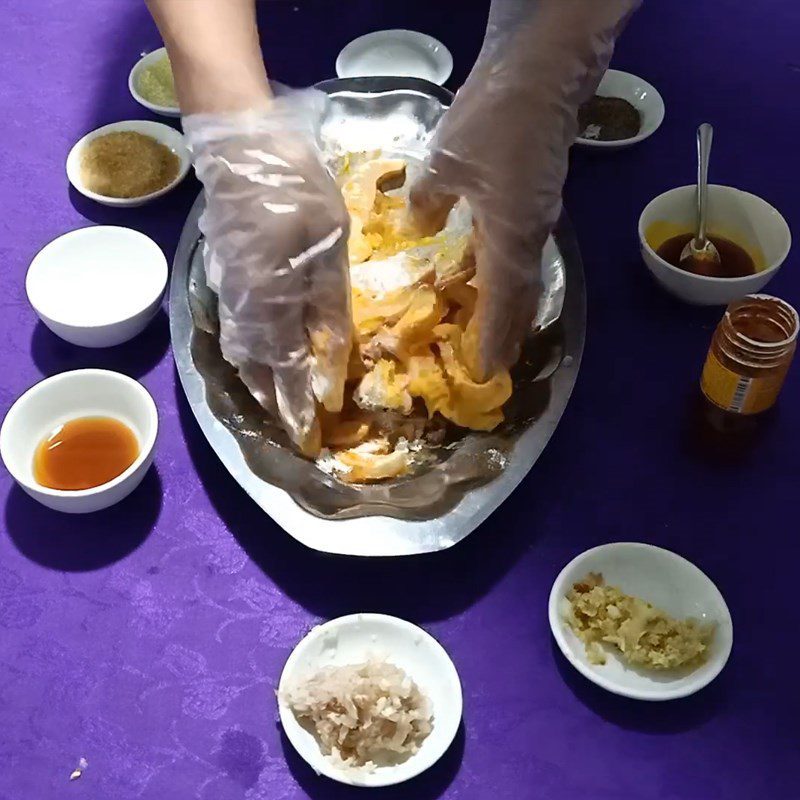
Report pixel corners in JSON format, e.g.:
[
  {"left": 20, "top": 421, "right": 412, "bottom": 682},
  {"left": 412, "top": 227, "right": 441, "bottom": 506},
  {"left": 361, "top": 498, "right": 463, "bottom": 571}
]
[
  {"left": 33, "top": 416, "right": 139, "bottom": 491},
  {"left": 701, "top": 295, "right": 798, "bottom": 419}
]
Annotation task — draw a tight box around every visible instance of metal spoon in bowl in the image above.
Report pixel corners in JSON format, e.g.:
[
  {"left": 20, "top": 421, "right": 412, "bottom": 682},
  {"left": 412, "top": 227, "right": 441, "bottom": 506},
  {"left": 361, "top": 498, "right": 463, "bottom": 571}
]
[{"left": 680, "top": 123, "right": 721, "bottom": 270}]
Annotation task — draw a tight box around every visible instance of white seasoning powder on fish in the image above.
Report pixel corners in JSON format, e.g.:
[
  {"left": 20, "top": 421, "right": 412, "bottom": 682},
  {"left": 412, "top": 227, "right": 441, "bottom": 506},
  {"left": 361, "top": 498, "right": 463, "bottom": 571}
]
[
  {"left": 349, "top": 253, "right": 432, "bottom": 296},
  {"left": 316, "top": 448, "right": 352, "bottom": 477}
]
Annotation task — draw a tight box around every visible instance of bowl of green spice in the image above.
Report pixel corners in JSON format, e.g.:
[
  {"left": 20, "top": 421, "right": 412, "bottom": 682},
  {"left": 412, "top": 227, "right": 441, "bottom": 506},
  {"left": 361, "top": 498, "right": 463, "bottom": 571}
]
[{"left": 129, "top": 47, "right": 180, "bottom": 117}]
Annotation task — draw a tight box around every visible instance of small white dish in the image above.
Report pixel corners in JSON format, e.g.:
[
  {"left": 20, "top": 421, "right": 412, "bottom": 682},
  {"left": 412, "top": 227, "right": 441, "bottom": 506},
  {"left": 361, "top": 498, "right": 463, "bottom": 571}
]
[
  {"left": 0, "top": 369, "right": 158, "bottom": 514},
  {"left": 278, "top": 613, "right": 462, "bottom": 787},
  {"left": 336, "top": 30, "right": 453, "bottom": 85},
  {"left": 575, "top": 69, "right": 664, "bottom": 149},
  {"left": 549, "top": 543, "right": 733, "bottom": 702},
  {"left": 66, "top": 120, "right": 190, "bottom": 207},
  {"left": 26, "top": 226, "right": 168, "bottom": 347},
  {"left": 639, "top": 184, "right": 791, "bottom": 305},
  {"left": 129, "top": 47, "right": 181, "bottom": 117}
]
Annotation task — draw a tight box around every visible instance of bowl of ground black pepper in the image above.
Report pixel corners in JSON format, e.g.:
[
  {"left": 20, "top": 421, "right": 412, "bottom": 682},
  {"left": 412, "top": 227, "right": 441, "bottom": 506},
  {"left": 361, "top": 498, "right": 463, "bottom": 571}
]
[
  {"left": 576, "top": 69, "right": 664, "bottom": 149},
  {"left": 66, "top": 120, "right": 190, "bottom": 207}
]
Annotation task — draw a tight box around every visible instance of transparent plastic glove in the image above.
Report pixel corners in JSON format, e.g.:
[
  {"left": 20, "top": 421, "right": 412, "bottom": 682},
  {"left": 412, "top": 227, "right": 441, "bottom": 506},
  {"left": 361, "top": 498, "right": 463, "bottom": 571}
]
[
  {"left": 184, "top": 92, "right": 351, "bottom": 456},
  {"left": 411, "top": 0, "right": 640, "bottom": 380}
]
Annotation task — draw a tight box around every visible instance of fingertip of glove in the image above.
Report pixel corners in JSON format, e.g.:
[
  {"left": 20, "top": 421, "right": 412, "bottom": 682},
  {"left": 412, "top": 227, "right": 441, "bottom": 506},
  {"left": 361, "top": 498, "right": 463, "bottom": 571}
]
[
  {"left": 297, "top": 418, "right": 322, "bottom": 458},
  {"left": 408, "top": 185, "right": 455, "bottom": 237}
]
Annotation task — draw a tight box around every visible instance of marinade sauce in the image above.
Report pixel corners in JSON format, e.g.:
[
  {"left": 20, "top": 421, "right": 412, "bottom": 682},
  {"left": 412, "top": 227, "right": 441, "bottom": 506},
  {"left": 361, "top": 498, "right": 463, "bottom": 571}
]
[
  {"left": 657, "top": 233, "right": 755, "bottom": 278},
  {"left": 34, "top": 416, "right": 139, "bottom": 491}
]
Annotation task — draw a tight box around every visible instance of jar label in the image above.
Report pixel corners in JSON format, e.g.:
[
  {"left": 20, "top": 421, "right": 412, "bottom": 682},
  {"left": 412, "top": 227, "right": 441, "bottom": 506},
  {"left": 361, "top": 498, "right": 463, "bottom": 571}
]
[{"left": 701, "top": 351, "right": 784, "bottom": 414}]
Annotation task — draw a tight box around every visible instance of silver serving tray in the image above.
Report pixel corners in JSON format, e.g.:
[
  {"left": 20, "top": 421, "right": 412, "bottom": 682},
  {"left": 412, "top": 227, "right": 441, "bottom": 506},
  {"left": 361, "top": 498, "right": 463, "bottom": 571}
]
[{"left": 170, "top": 77, "right": 586, "bottom": 556}]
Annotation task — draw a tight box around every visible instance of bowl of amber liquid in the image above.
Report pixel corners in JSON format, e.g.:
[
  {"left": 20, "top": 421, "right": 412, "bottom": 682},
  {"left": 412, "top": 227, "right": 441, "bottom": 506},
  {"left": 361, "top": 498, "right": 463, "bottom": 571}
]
[
  {"left": 0, "top": 370, "right": 158, "bottom": 513},
  {"left": 638, "top": 185, "right": 791, "bottom": 305}
]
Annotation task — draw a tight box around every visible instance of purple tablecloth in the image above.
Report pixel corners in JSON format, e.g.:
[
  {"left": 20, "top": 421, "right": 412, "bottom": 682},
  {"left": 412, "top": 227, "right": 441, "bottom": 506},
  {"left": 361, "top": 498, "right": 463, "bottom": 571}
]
[{"left": 1, "top": 1, "right": 799, "bottom": 798}]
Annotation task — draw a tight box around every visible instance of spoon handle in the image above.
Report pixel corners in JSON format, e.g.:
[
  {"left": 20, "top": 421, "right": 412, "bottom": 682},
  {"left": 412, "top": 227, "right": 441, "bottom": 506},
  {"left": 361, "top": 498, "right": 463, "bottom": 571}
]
[{"left": 696, "top": 123, "right": 713, "bottom": 246}]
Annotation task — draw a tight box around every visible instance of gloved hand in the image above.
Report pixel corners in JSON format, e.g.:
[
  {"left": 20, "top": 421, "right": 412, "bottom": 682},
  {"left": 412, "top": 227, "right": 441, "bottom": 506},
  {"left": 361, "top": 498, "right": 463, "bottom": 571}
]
[
  {"left": 184, "top": 93, "right": 351, "bottom": 456},
  {"left": 411, "top": 0, "right": 640, "bottom": 381}
]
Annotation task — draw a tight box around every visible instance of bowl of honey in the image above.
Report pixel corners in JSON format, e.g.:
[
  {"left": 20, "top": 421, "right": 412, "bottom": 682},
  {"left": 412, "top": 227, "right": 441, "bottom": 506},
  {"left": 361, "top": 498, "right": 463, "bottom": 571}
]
[
  {"left": 0, "top": 369, "right": 158, "bottom": 513},
  {"left": 638, "top": 184, "right": 791, "bottom": 305}
]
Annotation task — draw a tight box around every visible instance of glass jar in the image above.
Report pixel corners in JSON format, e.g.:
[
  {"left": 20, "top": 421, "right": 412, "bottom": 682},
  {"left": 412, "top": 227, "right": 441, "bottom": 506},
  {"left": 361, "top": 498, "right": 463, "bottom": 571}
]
[{"left": 701, "top": 294, "right": 798, "bottom": 416}]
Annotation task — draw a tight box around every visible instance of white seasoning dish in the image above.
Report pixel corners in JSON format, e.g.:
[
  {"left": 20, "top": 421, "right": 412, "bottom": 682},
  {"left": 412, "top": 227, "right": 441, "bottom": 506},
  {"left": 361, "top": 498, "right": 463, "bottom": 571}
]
[
  {"left": 128, "top": 46, "right": 181, "bottom": 117},
  {"left": 66, "top": 119, "right": 190, "bottom": 207},
  {"left": 26, "top": 226, "right": 168, "bottom": 348},
  {"left": 278, "top": 613, "right": 462, "bottom": 787},
  {"left": 0, "top": 369, "right": 158, "bottom": 514},
  {"left": 336, "top": 30, "right": 453, "bottom": 85},
  {"left": 549, "top": 542, "right": 733, "bottom": 701}
]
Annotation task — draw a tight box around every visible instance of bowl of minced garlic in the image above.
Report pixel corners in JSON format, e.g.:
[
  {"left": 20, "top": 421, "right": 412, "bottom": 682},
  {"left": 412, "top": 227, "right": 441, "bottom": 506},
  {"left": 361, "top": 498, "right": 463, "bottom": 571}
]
[
  {"left": 549, "top": 542, "right": 733, "bottom": 700},
  {"left": 67, "top": 120, "right": 190, "bottom": 207},
  {"left": 564, "top": 573, "right": 714, "bottom": 670}
]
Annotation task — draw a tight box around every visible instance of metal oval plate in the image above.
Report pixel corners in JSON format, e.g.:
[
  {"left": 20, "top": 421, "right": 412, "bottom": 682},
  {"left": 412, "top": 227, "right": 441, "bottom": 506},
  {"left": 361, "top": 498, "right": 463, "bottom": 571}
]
[{"left": 170, "top": 77, "right": 585, "bottom": 556}]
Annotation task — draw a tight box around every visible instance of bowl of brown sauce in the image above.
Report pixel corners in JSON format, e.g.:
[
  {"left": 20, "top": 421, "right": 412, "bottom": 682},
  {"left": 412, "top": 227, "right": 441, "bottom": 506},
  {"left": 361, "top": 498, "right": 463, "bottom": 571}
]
[
  {"left": 0, "top": 370, "right": 158, "bottom": 513},
  {"left": 638, "top": 184, "right": 791, "bottom": 305}
]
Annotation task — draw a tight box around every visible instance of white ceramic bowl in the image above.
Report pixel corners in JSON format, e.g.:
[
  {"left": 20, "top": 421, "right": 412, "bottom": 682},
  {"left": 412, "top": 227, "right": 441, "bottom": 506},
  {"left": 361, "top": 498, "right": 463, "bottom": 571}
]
[
  {"left": 26, "top": 226, "right": 168, "bottom": 347},
  {"left": 336, "top": 30, "right": 453, "bottom": 85},
  {"left": 0, "top": 370, "right": 158, "bottom": 514},
  {"left": 278, "top": 613, "right": 462, "bottom": 787},
  {"left": 128, "top": 47, "right": 181, "bottom": 117},
  {"left": 549, "top": 543, "right": 733, "bottom": 702},
  {"left": 66, "top": 120, "right": 190, "bottom": 207},
  {"left": 576, "top": 68, "right": 664, "bottom": 149},
  {"left": 639, "top": 184, "right": 791, "bottom": 305}
]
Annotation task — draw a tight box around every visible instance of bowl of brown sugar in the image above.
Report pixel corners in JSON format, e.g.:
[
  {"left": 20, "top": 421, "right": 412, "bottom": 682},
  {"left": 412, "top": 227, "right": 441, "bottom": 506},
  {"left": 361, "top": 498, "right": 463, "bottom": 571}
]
[{"left": 66, "top": 120, "right": 190, "bottom": 207}]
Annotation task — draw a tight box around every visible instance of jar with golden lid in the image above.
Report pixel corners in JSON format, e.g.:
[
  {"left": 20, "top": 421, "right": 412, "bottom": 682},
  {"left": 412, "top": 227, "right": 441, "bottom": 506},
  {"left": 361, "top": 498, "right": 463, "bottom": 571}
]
[{"left": 701, "top": 294, "right": 798, "bottom": 416}]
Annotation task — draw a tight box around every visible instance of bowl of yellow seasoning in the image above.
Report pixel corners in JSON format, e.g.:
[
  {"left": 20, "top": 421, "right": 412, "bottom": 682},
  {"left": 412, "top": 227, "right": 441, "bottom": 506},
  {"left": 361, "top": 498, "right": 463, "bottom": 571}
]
[
  {"left": 129, "top": 47, "right": 180, "bottom": 117},
  {"left": 638, "top": 184, "right": 791, "bottom": 305},
  {"left": 0, "top": 370, "right": 158, "bottom": 513},
  {"left": 66, "top": 120, "right": 190, "bottom": 207}
]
